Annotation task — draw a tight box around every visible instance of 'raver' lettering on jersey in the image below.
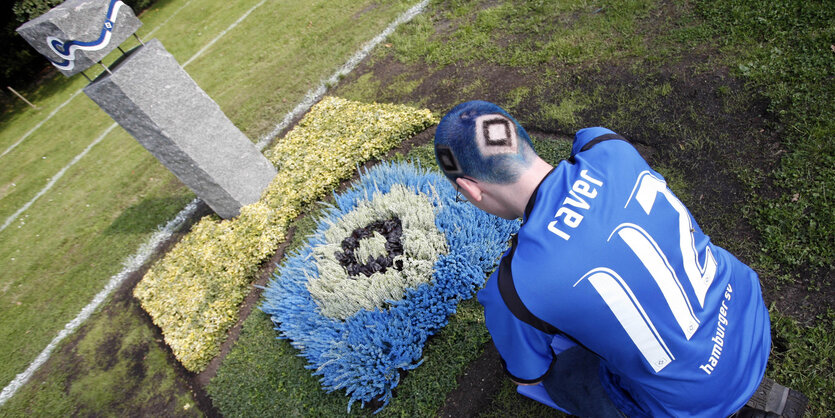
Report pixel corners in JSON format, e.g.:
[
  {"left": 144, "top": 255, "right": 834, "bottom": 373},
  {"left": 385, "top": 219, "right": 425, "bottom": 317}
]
[{"left": 548, "top": 170, "right": 603, "bottom": 240}]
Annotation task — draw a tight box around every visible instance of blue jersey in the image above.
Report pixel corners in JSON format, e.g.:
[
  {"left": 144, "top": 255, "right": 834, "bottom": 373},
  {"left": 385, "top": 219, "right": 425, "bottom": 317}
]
[{"left": 478, "top": 128, "right": 771, "bottom": 417}]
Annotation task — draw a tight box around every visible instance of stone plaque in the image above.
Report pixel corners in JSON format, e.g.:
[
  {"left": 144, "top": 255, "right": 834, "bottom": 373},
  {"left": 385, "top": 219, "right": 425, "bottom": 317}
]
[{"left": 16, "top": 0, "right": 142, "bottom": 77}]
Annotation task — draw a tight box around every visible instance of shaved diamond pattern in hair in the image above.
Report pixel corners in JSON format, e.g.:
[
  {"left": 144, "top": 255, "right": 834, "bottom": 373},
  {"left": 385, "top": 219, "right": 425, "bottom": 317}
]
[
  {"left": 483, "top": 118, "right": 511, "bottom": 146},
  {"left": 475, "top": 114, "right": 517, "bottom": 156},
  {"left": 436, "top": 146, "right": 462, "bottom": 174}
]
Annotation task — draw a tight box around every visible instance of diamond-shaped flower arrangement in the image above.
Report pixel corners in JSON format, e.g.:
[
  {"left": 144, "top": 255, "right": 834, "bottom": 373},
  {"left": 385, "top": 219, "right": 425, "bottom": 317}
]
[{"left": 261, "top": 161, "right": 520, "bottom": 411}]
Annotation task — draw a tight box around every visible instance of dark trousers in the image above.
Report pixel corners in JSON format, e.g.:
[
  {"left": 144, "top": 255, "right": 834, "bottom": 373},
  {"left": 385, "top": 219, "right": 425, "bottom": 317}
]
[{"left": 542, "top": 345, "right": 626, "bottom": 418}]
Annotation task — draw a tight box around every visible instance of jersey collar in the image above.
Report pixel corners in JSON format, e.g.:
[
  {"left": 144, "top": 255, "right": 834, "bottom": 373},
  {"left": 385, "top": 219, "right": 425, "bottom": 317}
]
[{"left": 523, "top": 167, "right": 556, "bottom": 223}]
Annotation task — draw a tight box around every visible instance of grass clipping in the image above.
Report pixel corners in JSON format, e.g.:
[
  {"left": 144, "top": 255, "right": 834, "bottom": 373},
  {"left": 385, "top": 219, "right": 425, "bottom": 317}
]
[{"left": 133, "top": 97, "right": 437, "bottom": 372}]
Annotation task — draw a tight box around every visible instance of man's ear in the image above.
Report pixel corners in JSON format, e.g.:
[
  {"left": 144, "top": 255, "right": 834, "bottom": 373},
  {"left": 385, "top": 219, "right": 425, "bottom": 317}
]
[{"left": 456, "top": 177, "right": 483, "bottom": 202}]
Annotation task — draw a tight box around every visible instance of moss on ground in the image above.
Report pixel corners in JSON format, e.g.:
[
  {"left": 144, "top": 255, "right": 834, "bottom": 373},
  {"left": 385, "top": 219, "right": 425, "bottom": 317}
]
[{"left": 0, "top": 289, "right": 200, "bottom": 417}]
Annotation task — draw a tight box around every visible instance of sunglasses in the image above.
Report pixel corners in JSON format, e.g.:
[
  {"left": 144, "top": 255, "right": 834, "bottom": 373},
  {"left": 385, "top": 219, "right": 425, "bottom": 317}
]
[
  {"left": 454, "top": 176, "right": 476, "bottom": 203},
  {"left": 455, "top": 182, "right": 466, "bottom": 203}
]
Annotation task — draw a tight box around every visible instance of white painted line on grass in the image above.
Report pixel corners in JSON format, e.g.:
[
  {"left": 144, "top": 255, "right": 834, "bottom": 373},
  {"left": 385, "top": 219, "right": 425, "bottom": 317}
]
[
  {"left": 143, "top": 0, "right": 195, "bottom": 39},
  {"left": 182, "top": 0, "right": 268, "bottom": 68},
  {"left": 0, "top": 0, "right": 265, "bottom": 234},
  {"left": 256, "top": 0, "right": 431, "bottom": 150},
  {"left": 0, "top": 0, "right": 278, "bottom": 403},
  {"left": 1, "top": 90, "right": 83, "bottom": 159},
  {"left": 0, "top": 0, "right": 430, "bottom": 405},
  {"left": 0, "top": 199, "right": 200, "bottom": 406},
  {"left": 0, "top": 123, "right": 117, "bottom": 234}
]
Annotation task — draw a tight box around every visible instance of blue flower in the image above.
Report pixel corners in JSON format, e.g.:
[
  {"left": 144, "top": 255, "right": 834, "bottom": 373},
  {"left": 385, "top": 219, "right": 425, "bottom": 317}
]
[{"left": 261, "top": 161, "right": 519, "bottom": 412}]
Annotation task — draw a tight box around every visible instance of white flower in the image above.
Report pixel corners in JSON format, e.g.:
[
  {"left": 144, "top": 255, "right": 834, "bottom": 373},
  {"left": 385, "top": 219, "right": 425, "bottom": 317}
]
[{"left": 307, "top": 185, "right": 448, "bottom": 319}]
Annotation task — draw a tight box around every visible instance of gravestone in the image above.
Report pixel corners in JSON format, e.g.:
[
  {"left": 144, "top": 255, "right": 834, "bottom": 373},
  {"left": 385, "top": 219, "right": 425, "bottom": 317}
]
[{"left": 17, "top": 0, "right": 277, "bottom": 218}]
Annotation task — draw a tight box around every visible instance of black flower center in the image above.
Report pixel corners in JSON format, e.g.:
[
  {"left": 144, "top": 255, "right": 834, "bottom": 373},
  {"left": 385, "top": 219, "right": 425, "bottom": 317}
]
[{"left": 334, "top": 217, "right": 404, "bottom": 278}]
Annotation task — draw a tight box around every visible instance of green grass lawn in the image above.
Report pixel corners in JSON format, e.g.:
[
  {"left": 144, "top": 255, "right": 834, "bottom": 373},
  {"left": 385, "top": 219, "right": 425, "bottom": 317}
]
[{"left": 0, "top": 0, "right": 420, "bottom": 413}]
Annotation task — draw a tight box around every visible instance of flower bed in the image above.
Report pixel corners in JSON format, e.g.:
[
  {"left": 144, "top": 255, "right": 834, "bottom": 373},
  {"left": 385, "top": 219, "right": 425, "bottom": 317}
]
[
  {"left": 261, "top": 161, "right": 519, "bottom": 411},
  {"left": 133, "top": 97, "right": 436, "bottom": 372}
]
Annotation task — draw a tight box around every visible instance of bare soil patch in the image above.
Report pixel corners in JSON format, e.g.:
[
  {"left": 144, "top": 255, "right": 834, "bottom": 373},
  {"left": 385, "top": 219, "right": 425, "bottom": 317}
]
[{"left": 436, "top": 342, "right": 506, "bottom": 416}]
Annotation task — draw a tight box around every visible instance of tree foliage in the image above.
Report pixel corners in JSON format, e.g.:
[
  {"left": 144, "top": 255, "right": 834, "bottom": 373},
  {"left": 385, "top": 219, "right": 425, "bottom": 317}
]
[{"left": 12, "top": 0, "right": 63, "bottom": 24}]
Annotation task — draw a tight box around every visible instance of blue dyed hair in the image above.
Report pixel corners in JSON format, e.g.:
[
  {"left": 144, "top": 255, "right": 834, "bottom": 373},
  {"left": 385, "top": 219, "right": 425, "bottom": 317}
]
[{"left": 434, "top": 101, "right": 535, "bottom": 184}]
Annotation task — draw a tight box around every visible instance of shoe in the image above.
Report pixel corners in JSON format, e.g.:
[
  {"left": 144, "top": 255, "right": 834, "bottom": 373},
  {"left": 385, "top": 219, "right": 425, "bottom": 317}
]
[{"left": 736, "top": 377, "right": 808, "bottom": 418}]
